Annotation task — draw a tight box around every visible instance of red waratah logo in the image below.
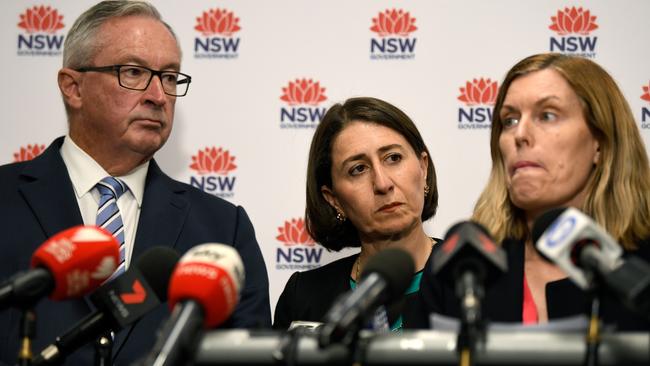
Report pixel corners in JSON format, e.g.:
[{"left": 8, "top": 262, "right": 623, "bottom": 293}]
[
  {"left": 370, "top": 9, "right": 417, "bottom": 37},
  {"left": 189, "top": 147, "right": 237, "bottom": 175},
  {"left": 549, "top": 7, "right": 598, "bottom": 36},
  {"left": 18, "top": 5, "right": 65, "bottom": 34},
  {"left": 195, "top": 8, "right": 241, "bottom": 36},
  {"left": 458, "top": 78, "right": 498, "bottom": 106},
  {"left": 14, "top": 144, "right": 46, "bottom": 162},
  {"left": 276, "top": 218, "right": 315, "bottom": 246},
  {"left": 280, "top": 79, "right": 327, "bottom": 106},
  {"left": 642, "top": 82, "right": 650, "bottom": 103}
]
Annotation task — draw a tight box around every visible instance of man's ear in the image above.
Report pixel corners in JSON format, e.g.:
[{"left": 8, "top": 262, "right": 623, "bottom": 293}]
[{"left": 58, "top": 68, "right": 83, "bottom": 110}]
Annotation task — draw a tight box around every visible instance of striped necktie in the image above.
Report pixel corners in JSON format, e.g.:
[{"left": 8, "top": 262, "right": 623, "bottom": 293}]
[{"left": 96, "top": 177, "right": 127, "bottom": 278}]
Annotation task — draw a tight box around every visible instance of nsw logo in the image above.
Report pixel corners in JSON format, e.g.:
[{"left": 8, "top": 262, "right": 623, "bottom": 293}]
[
  {"left": 548, "top": 6, "right": 598, "bottom": 58},
  {"left": 275, "top": 218, "right": 323, "bottom": 270},
  {"left": 640, "top": 81, "right": 650, "bottom": 129},
  {"left": 194, "top": 8, "right": 241, "bottom": 59},
  {"left": 370, "top": 9, "right": 417, "bottom": 60},
  {"left": 457, "top": 78, "right": 497, "bottom": 129},
  {"left": 13, "top": 144, "right": 46, "bottom": 162},
  {"left": 17, "top": 5, "right": 65, "bottom": 56},
  {"left": 189, "top": 147, "right": 237, "bottom": 198},
  {"left": 279, "top": 78, "right": 328, "bottom": 129}
]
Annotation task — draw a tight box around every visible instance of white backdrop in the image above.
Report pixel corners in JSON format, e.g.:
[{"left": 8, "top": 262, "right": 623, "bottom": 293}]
[{"left": 3, "top": 0, "right": 650, "bottom": 317}]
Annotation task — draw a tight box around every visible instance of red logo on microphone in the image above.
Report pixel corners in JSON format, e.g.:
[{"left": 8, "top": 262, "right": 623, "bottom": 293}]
[
  {"left": 442, "top": 234, "right": 459, "bottom": 254},
  {"left": 479, "top": 234, "right": 497, "bottom": 253},
  {"left": 120, "top": 280, "right": 147, "bottom": 304}
]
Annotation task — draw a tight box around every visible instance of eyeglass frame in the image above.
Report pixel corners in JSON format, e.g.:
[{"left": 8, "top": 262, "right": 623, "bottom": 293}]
[{"left": 74, "top": 64, "right": 192, "bottom": 97}]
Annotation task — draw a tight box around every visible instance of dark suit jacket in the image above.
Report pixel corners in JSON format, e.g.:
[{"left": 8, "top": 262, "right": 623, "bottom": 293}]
[
  {"left": 421, "top": 238, "right": 650, "bottom": 330},
  {"left": 273, "top": 253, "right": 433, "bottom": 330},
  {"left": 0, "top": 137, "right": 271, "bottom": 365}
]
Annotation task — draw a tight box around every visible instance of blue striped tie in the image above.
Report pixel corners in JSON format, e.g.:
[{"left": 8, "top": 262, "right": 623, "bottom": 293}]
[{"left": 96, "top": 177, "right": 127, "bottom": 278}]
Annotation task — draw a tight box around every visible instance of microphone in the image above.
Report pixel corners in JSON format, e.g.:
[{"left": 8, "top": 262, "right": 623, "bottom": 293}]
[
  {"left": 0, "top": 225, "right": 119, "bottom": 310},
  {"left": 32, "top": 246, "right": 180, "bottom": 365},
  {"left": 432, "top": 221, "right": 507, "bottom": 325},
  {"left": 140, "top": 243, "right": 244, "bottom": 366},
  {"left": 533, "top": 207, "right": 650, "bottom": 316},
  {"left": 432, "top": 221, "right": 507, "bottom": 363},
  {"left": 318, "top": 248, "right": 414, "bottom": 348}
]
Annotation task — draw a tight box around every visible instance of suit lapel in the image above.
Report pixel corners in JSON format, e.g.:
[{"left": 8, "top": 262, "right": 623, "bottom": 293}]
[
  {"left": 18, "top": 137, "right": 84, "bottom": 238},
  {"left": 132, "top": 159, "right": 189, "bottom": 260},
  {"left": 113, "top": 159, "right": 189, "bottom": 355}
]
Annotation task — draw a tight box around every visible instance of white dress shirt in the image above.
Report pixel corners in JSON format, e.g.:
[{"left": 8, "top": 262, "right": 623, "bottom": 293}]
[{"left": 59, "top": 135, "right": 148, "bottom": 268}]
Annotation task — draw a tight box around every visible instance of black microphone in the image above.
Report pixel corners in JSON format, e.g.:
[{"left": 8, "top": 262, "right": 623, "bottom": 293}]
[
  {"left": 432, "top": 221, "right": 507, "bottom": 326},
  {"left": 432, "top": 221, "right": 507, "bottom": 364},
  {"left": 318, "top": 248, "right": 414, "bottom": 348},
  {"left": 533, "top": 207, "right": 650, "bottom": 317},
  {"left": 32, "top": 247, "right": 180, "bottom": 365}
]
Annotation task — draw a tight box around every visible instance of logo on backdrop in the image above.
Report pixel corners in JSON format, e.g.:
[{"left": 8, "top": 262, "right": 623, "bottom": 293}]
[
  {"left": 457, "top": 78, "right": 498, "bottom": 129},
  {"left": 369, "top": 9, "right": 417, "bottom": 60},
  {"left": 548, "top": 6, "right": 598, "bottom": 58},
  {"left": 17, "top": 5, "right": 65, "bottom": 56},
  {"left": 194, "top": 8, "right": 241, "bottom": 59},
  {"left": 641, "top": 81, "right": 650, "bottom": 129},
  {"left": 279, "top": 78, "right": 328, "bottom": 129},
  {"left": 13, "top": 144, "right": 46, "bottom": 162},
  {"left": 275, "top": 218, "right": 323, "bottom": 270},
  {"left": 188, "top": 147, "right": 237, "bottom": 198}
]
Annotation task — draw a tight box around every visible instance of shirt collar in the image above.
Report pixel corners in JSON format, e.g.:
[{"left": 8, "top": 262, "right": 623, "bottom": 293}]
[{"left": 60, "top": 135, "right": 149, "bottom": 206}]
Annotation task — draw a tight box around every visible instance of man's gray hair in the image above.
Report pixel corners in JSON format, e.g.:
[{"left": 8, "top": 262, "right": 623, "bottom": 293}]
[{"left": 63, "top": 0, "right": 180, "bottom": 68}]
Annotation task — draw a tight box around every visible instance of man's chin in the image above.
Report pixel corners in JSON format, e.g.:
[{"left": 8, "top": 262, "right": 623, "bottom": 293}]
[{"left": 128, "top": 136, "right": 167, "bottom": 157}]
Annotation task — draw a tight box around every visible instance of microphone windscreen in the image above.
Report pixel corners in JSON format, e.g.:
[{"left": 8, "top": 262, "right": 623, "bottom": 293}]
[
  {"left": 135, "top": 247, "right": 181, "bottom": 301},
  {"left": 361, "top": 248, "right": 414, "bottom": 301},
  {"left": 168, "top": 244, "right": 244, "bottom": 328},
  {"left": 532, "top": 207, "right": 568, "bottom": 244},
  {"left": 30, "top": 225, "right": 120, "bottom": 300}
]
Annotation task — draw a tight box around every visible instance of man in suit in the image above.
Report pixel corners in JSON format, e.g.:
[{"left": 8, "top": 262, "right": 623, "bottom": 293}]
[{"left": 0, "top": 1, "right": 271, "bottom": 364}]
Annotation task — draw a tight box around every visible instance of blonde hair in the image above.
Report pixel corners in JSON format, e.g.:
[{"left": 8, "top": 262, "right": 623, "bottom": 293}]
[{"left": 473, "top": 53, "right": 650, "bottom": 249}]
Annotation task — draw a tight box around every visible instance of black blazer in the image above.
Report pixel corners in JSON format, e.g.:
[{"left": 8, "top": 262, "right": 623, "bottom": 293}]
[
  {"left": 421, "top": 238, "right": 650, "bottom": 330},
  {"left": 273, "top": 252, "right": 434, "bottom": 330},
  {"left": 0, "top": 137, "right": 271, "bottom": 365}
]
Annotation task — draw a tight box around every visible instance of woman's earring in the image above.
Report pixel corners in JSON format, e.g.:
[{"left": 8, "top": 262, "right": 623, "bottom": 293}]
[
  {"left": 424, "top": 184, "right": 430, "bottom": 196},
  {"left": 336, "top": 211, "right": 346, "bottom": 222}
]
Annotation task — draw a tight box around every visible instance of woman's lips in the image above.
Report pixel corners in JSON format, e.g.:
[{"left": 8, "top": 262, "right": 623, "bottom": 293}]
[
  {"left": 511, "top": 160, "right": 541, "bottom": 175},
  {"left": 378, "top": 202, "right": 402, "bottom": 212}
]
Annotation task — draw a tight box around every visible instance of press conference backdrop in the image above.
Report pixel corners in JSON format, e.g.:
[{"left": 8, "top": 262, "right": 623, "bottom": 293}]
[{"left": 3, "top": 0, "right": 650, "bottom": 317}]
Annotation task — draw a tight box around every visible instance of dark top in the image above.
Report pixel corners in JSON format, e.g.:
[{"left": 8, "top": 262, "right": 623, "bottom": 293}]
[
  {"left": 273, "top": 251, "right": 436, "bottom": 330},
  {"left": 0, "top": 137, "right": 271, "bottom": 366},
  {"left": 421, "top": 238, "right": 650, "bottom": 330}
]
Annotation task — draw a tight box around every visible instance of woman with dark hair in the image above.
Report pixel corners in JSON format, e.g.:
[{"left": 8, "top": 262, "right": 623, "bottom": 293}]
[{"left": 273, "top": 97, "right": 439, "bottom": 330}]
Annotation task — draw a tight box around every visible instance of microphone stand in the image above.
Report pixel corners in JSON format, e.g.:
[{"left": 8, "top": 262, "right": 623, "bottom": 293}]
[
  {"left": 456, "top": 271, "right": 486, "bottom": 366},
  {"left": 18, "top": 308, "right": 36, "bottom": 366},
  {"left": 94, "top": 332, "right": 113, "bottom": 366},
  {"left": 584, "top": 295, "right": 601, "bottom": 366}
]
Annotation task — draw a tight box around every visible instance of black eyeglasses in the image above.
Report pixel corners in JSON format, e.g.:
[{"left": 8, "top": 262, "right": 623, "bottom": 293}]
[{"left": 75, "top": 64, "right": 192, "bottom": 97}]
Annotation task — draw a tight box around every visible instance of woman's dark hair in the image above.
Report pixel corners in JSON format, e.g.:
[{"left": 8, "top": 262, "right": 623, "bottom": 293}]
[{"left": 305, "top": 97, "right": 438, "bottom": 251}]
